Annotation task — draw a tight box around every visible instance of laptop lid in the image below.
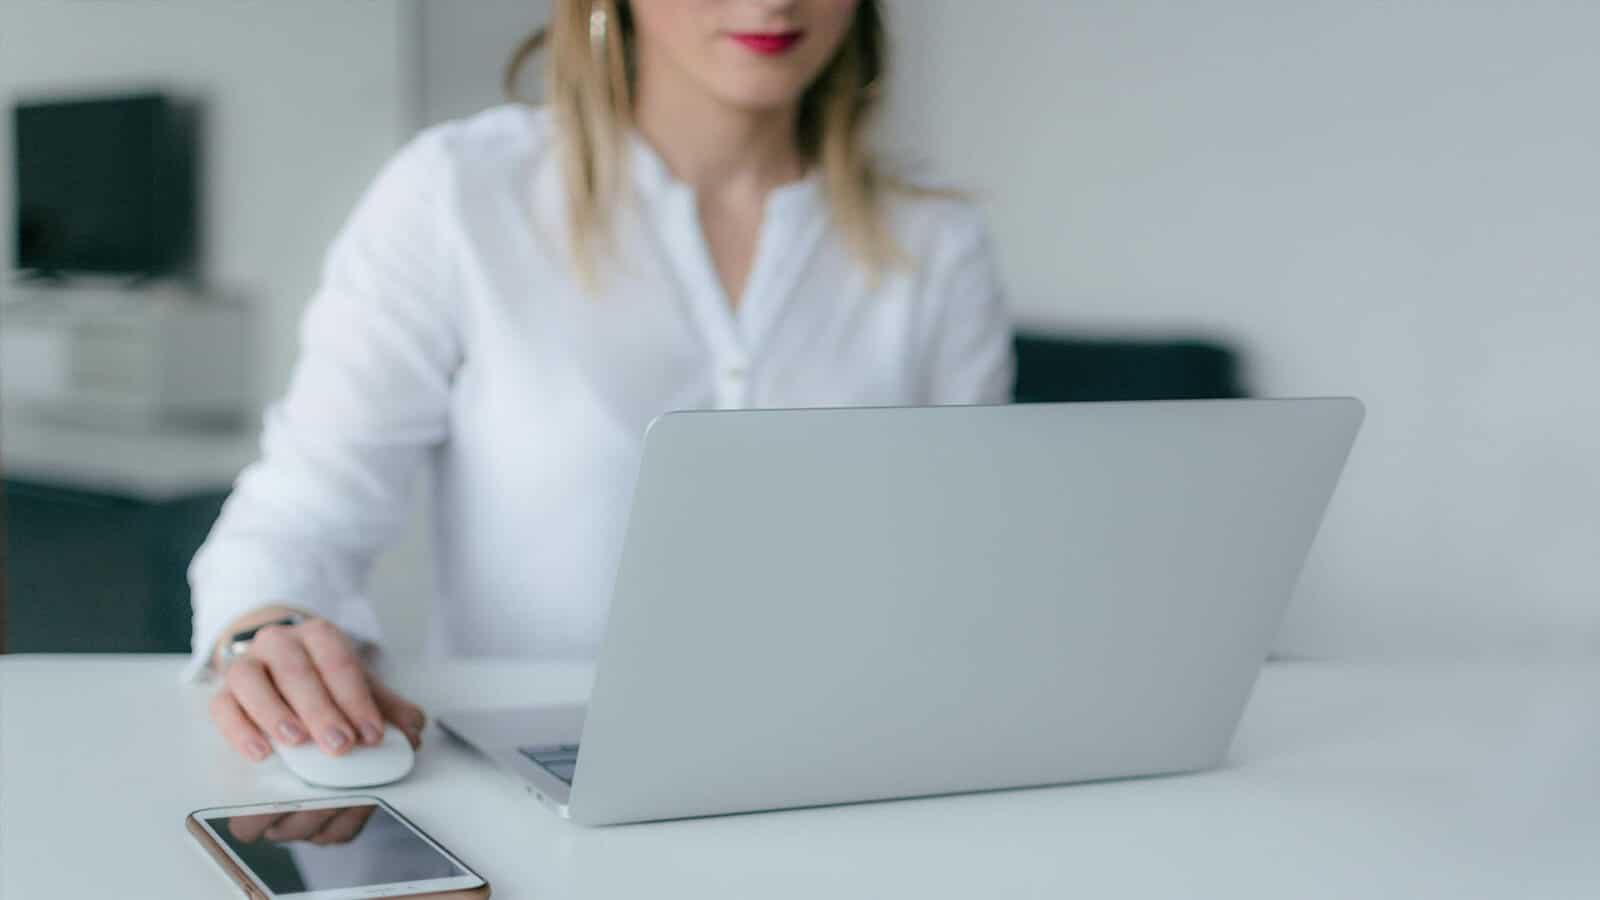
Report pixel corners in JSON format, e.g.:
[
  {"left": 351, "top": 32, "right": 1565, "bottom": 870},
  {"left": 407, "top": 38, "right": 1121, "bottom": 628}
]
[{"left": 569, "top": 398, "right": 1364, "bottom": 825}]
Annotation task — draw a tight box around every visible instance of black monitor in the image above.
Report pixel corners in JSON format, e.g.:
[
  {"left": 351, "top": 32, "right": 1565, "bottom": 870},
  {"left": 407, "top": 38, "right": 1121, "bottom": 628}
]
[{"left": 13, "top": 92, "right": 198, "bottom": 278}]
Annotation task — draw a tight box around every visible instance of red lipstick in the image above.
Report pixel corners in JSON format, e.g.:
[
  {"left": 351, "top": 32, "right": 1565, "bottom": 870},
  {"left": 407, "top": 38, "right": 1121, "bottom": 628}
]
[{"left": 728, "top": 31, "right": 803, "bottom": 55}]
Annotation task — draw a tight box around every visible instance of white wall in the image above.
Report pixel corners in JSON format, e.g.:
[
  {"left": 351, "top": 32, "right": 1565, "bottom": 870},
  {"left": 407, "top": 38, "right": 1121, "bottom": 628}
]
[
  {"left": 885, "top": 1, "right": 1600, "bottom": 657},
  {"left": 0, "top": 0, "right": 435, "bottom": 648},
  {"left": 0, "top": 0, "right": 412, "bottom": 393},
  {"left": 417, "top": 0, "right": 548, "bottom": 127}
]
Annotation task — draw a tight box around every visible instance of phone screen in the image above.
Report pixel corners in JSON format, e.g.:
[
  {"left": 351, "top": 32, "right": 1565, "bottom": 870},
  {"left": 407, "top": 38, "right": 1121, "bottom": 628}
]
[{"left": 203, "top": 801, "right": 465, "bottom": 895}]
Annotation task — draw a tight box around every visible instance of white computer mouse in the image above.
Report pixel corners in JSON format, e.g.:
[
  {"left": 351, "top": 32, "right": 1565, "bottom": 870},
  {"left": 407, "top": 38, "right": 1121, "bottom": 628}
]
[{"left": 273, "top": 724, "right": 415, "bottom": 788}]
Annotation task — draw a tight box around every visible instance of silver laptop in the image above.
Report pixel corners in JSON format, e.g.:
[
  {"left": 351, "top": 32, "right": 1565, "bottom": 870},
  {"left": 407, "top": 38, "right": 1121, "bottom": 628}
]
[{"left": 440, "top": 398, "right": 1363, "bottom": 825}]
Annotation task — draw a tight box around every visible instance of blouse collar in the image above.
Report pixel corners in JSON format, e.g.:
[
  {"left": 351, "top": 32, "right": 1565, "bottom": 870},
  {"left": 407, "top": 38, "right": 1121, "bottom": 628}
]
[{"left": 628, "top": 132, "right": 823, "bottom": 221}]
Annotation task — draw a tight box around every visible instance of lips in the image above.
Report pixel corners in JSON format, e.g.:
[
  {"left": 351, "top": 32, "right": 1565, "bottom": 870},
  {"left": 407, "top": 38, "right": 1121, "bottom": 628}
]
[{"left": 728, "top": 31, "right": 803, "bottom": 55}]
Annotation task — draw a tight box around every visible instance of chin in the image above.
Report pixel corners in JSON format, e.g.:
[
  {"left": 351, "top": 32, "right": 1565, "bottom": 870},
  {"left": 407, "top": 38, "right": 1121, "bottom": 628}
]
[{"left": 714, "top": 78, "right": 817, "bottom": 113}]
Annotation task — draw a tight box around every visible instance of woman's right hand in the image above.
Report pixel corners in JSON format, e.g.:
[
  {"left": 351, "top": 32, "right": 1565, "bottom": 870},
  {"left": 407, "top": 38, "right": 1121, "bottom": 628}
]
[{"left": 207, "top": 609, "right": 426, "bottom": 762}]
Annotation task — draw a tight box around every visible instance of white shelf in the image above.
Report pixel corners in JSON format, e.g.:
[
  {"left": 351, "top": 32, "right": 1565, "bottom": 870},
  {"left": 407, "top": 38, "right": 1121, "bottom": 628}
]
[
  {"left": 0, "top": 280, "right": 253, "bottom": 438},
  {"left": 0, "top": 417, "right": 258, "bottom": 501}
]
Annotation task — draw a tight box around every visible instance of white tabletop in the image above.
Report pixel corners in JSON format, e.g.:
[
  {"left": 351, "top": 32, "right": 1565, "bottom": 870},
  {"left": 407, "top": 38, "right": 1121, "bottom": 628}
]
[{"left": 2, "top": 655, "right": 1597, "bottom": 899}]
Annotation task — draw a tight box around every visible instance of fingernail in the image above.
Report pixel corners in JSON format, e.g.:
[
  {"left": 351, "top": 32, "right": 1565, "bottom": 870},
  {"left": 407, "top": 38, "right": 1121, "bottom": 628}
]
[
  {"left": 360, "top": 721, "right": 383, "bottom": 745},
  {"left": 278, "top": 721, "right": 308, "bottom": 744},
  {"left": 246, "top": 739, "right": 271, "bottom": 762},
  {"left": 324, "top": 726, "right": 351, "bottom": 752}
]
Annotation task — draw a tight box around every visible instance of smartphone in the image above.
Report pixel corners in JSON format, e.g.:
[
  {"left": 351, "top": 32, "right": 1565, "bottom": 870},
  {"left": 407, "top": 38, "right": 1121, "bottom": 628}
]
[{"left": 186, "top": 795, "right": 490, "bottom": 899}]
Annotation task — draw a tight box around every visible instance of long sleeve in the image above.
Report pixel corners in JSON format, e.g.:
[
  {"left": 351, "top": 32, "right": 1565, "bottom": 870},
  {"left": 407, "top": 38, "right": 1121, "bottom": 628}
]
[
  {"left": 183, "top": 104, "right": 1026, "bottom": 678},
  {"left": 921, "top": 210, "right": 1016, "bottom": 405},
  {"left": 185, "top": 130, "right": 462, "bottom": 681}
]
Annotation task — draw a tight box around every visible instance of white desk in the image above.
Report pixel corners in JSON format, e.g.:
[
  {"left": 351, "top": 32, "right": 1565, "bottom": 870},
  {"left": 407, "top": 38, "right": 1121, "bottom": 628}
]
[{"left": 3, "top": 656, "right": 1597, "bottom": 899}]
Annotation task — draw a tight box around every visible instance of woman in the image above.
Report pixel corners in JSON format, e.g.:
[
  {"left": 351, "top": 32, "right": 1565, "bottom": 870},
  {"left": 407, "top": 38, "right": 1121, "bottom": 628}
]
[{"left": 192, "top": 0, "right": 1014, "bottom": 764}]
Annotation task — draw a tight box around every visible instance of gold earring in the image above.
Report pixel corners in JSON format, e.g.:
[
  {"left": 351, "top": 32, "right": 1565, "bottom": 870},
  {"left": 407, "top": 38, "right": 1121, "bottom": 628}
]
[{"left": 589, "top": 2, "right": 609, "bottom": 58}]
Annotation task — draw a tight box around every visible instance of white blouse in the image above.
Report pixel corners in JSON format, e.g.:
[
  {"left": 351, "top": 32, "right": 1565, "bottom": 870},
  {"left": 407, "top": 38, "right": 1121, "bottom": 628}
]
[{"left": 185, "top": 105, "right": 1014, "bottom": 680}]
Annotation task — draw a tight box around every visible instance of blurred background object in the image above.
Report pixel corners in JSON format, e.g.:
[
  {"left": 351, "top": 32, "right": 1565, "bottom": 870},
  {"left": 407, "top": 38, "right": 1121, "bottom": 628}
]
[
  {"left": 0, "top": 0, "right": 415, "bottom": 651},
  {"left": 1011, "top": 334, "right": 1244, "bottom": 404},
  {"left": 2, "top": 0, "right": 1597, "bottom": 660}
]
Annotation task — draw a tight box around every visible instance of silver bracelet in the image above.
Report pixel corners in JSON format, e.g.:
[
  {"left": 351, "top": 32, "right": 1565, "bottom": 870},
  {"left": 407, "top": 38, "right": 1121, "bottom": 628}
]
[{"left": 218, "top": 613, "right": 305, "bottom": 668}]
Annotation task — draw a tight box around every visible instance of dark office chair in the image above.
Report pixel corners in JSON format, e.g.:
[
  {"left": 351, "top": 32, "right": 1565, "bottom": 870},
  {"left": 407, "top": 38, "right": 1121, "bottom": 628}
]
[{"left": 1012, "top": 332, "right": 1248, "bottom": 403}]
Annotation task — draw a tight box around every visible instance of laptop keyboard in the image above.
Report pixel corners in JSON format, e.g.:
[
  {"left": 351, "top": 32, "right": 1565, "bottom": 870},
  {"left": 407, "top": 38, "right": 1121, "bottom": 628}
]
[{"left": 518, "top": 744, "right": 580, "bottom": 784}]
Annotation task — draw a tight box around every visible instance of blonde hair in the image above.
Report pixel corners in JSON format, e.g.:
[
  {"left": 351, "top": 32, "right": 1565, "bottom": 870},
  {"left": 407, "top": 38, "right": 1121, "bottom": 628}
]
[{"left": 505, "top": 0, "right": 903, "bottom": 286}]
